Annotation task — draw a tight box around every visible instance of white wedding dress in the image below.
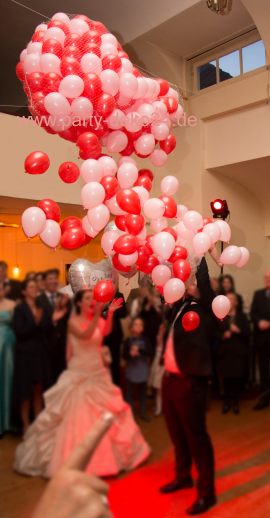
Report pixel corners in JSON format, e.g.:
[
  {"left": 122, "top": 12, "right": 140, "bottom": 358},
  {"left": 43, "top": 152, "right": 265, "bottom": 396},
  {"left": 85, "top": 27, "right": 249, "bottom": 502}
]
[{"left": 14, "top": 321, "right": 150, "bottom": 478}]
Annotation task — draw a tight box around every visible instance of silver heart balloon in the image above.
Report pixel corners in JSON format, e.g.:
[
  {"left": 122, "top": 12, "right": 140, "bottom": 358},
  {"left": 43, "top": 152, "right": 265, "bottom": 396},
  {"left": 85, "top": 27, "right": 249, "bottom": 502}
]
[{"left": 69, "top": 258, "right": 118, "bottom": 294}]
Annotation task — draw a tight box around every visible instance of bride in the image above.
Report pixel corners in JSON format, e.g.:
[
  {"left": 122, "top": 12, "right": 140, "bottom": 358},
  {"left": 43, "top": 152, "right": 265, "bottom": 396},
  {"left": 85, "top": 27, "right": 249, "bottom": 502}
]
[{"left": 14, "top": 289, "right": 150, "bottom": 478}]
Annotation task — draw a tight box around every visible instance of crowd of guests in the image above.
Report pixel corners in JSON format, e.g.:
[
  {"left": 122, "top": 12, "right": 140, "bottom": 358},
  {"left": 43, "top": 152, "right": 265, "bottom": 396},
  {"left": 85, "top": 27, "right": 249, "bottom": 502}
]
[{"left": 1, "top": 258, "right": 270, "bottom": 438}]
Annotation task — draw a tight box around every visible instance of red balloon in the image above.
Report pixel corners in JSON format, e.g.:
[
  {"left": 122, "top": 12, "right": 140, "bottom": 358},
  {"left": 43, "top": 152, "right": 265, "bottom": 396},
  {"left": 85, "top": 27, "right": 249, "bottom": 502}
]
[
  {"left": 38, "top": 199, "right": 61, "bottom": 222},
  {"left": 73, "top": 14, "right": 92, "bottom": 27},
  {"left": 116, "top": 189, "right": 141, "bottom": 216},
  {"left": 60, "top": 217, "right": 81, "bottom": 233},
  {"left": 62, "top": 45, "right": 82, "bottom": 61},
  {"left": 160, "top": 134, "right": 177, "bottom": 155},
  {"left": 169, "top": 246, "right": 188, "bottom": 263},
  {"left": 59, "top": 126, "right": 78, "bottom": 143},
  {"left": 24, "top": 151, "right": 50, "bottom": 175},
  {"left": 96, "top": 93, "right": 116, "bottom": 117},
  {"left": 79, "top": 145, "right": 101, "bottom": 160},
  {"left": 76, "top": 131, "right": 100, "bottom": 152},
  {"left": 132, "top": 67, "right": 142, "bottom": 77},
  {"left": 163, "top": 227, "right": 177, "bottom": 240},
  {"left": 115, "top": 215, "right": 126, "bottom": 231},
  {"left": 82, "top": 42, "right": 101, "bottom": 58},
  {"left": 102, "top": 54, "right": 122, "bottom": 72},
  {"left": 60, "top": 56, "right": 82, "bottom": 77},
  {"left": 112, "top": 254, "right": 131, "bottom": 273},
  {"left": 32, "top": 30, "right": 46, "bottom": 43},
  {"left": 90, "top": 20, "right": 108, "bottom": 35},
  {"left": 157, "top": 78, "right": 169, "bottom": 96},
  {"left": 159, "top": 196, "right": 177, "bottom": 218},
  {"left": 15, "top": 62, "right": 25, "bottom": 81},
  {"left": 140, "top": 255, "right": 159, "bottom": 274},
  {"left": 135, "top": 175, "right": 152, "bottom": 191},
  {"left": 113, "top": 234, "right": 138, "bottom": 255},
  {"left": 125, "top": 214, "right": 145, "bottom": 236},
  {"left": 173, "top": 259, "right": 191, "bottom": 282},
  {"left": 42, "top": 72, "right": 61, "bottom": 94},
  {"left": 118, "top": 50, "right": 129, "bottom": 59},
  {"left": 182, "top": 311, "right": 200, "bottom": 332},
  {"left": 42, "top": 39, "right": 63, "bottom": 58},
  {"left": 48, "top": 19, "right": 70, "bottom": 36},
  {"left": 29, "top": 92, "right": 48, "bottom": 115},
  {"left": 25, "top": 72, "right": 44, "bottom": 92},
  {"left": 100, "top": 176, "right": 118, "bottom": 200},
  {"left": 136, "top": 245, "right": 151, "bottom": 268},
  {"left": 162, "top": 96, "right": 178, "bottom": 114},
  {"left": 138, "top": 168, "right": 154, "bottom": 181},
  {"left": 64, "top": 33, "right": 81, "bottom": 48},
  {"left": 83, "top": 73, "right": 102, "bottom": 102},
  {"left": 58, "top": 162, "right": 80, "bottom": 183},
  {"left": 93, "top": 280, "right": 115, "bottom": 303},
  {"left": 145, "top": 234, "right": 154, "bottom": 253},
  {"left": 61, "top": 227, "right": 86, "bottom": 250},
  {"left": 120, "top": 139, "right": 134, "bottom": 157}
]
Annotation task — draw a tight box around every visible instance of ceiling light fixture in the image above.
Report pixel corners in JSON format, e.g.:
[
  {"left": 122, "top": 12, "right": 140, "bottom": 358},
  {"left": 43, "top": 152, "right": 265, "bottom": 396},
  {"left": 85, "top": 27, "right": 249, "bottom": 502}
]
[{"left": 207, "top": 0, "right": 233, "bottom": 15}]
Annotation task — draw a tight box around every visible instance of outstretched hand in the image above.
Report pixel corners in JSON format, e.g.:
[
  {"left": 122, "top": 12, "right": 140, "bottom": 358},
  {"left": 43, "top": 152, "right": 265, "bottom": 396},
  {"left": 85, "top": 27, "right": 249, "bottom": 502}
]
[{"left": 109, "top": 297, "right": 124, "bottom": 313}]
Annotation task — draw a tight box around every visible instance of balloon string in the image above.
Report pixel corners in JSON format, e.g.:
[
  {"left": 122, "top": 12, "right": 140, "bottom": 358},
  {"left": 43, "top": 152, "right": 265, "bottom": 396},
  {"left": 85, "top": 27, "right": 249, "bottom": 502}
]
[{"left": 9, "top": 0, "right": 50, "bottom": 20}]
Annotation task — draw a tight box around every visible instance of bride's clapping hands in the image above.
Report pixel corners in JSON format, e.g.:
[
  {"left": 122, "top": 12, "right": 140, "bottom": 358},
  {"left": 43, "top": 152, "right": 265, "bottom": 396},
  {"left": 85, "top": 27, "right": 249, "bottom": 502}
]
[{"left": 109, "top": 298, "right": 124, "bottom": 313}]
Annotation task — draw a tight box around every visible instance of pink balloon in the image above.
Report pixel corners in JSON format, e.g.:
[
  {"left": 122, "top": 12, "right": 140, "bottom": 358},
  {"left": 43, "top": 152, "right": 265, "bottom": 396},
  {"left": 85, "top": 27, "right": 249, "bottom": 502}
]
[
  {"left": 144, "top": 198, "right": 165, "bottom": 220},
  {"left": 119, "top": 251, "right": 138, "bottom": 266},
  {"left": 107, "top": 109, "right": 126, "bottom": 130},
  {"left": 23, "top": 54, "right": 40, "bottom": 74},
  {"left": 212, "top": 295, "right": 231, "bottom": 320},
  {"left": 44, "top": 92, "right": 71, "bottom": 116},
  {"left": 69, "top": 18, "right": 89, "bottom": 35},
  {"left": 81, "top": 53, "right": 102, "bottom": 75},
  {"left": 40, "top": 219, "right": 61, "bottom": 248},
  {"left": 192, "top": 233, "right": 212, "bottom": 256},
  {"left": 220, "top": 245, "right": 241, "bottom": 265},
  {"left": 183, "top": 210, "right": 203, "bottom": 232},
  {"left": 124, "top": 112, "right": 143, "bottom": 133},
  {"left": 152, "top": 265, "right": 171, "bottom": 286},
  {"left": 98, "top": 156, "right": 117, "bottom": 177},
  {"left": 137, "top": 226, "right": 147, "bottom": 241},
  {"left": 150, "top": 217, "right": 167, "bottom": 233},
  {"left": 80, "top": 159, "right": 103, "bottom": 183},
  {"left": 118, "top": 156, "right": 136, "bottom": 167},
  {"left": 106, "top": 195, "right": 126, "bottom": 216},
  {"left": 82, "top": 216, "right": 99, "bottom": 238},
  {"left": 106, "top": 131, "right": 128, "bottom": 153},
  {"left": 119, "top": 73, "right": 138, "bottom": 98},
  {"left": 175, "top": 222, "right": 194, "bottom": 244},
  {"left": 161, "top": 176, "right": 179, "bottom": 196},
  {"left": 216, "top": 220, "right": 231, "bottom": 243},
  {"left": 152, "top": 100, "right": 167, "bottom": 120},
  {"left": 164, "top": 278, "right": 185, "bottom": 304},
  {"left": 100, "top": 69, "right": 120, "bottom": 96},
  {"left": 81, "top": 182, "right": 105, "bottom": 209},
  {"left": 27, "top": 42, "right": 42, "bottom": 55},
  {"left": 40, "top": 53, "right": 61, "bottom": 74},
  {"left": 87, "top": 204, "right": 110, "bottom": 232},
  {"left": 203, "top": 222, "right": 221, "bottom": 244},
  {"left": 22, "top": 207, "right": 46, "bottom": 238},
  {"left": 49, "top": 115, "right": 72, "bottom": 132},
  {"left": 133, "top": 186, "right": 150, "bottom": 207},
  {"left": 176, "top": 204, "right": 188, "bottom": 220},
  {"left": 101, "top": 43, "right": 118, "bottom": 57},
  {"left": 71, "top": 97, "right": 93, "bottom": 119},
  {"left": 43, "top": 27, "right": 66, "bottom": 44},
  {"left": 151, "top": 232, "right": 175, "bottom": 260},
  {"left": 120, "top": 58, "right": 133, "bottom": 73},
  {"left": 151, "top": 121, "right": 170, "bottom": 141},
  {"left": 137, "top": 103, "right": 154, "bottom": 122},
  {"left": 101, "top": 33, "right": 118, "bottom": 46},
  {"left": 101, "top": 230, "right": 120, "bottom": 256},
  {"left": 117, "top": 163, "right": 138, "bottom": 189},
  {"left": 134, "top": 134, "right": 155, "bottom": 156},
  {"left": 51, "top": 12, "right": 70, "bottom": 24},
  {"left": 59, "top": 75, "right": 84, "bottom": 99},
  {"left": 170, "top": 104, "right": 184, "bottom": 124},
  {"left": 236, "top": 247, "right": 250, "bottom": 268},
  {"left": 150, "top": 149, "right": 168, "bottom": 166},
  {"left": 133, "top": 77, "right": 148, "bottom": 99}
]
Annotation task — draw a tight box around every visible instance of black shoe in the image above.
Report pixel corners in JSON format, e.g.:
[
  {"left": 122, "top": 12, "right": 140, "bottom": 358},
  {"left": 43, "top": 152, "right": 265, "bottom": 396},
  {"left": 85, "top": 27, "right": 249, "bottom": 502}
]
[
  {"left": 222, "top": 404, "right": 230, "bottom": 414},
  {"left": 160, "top": 478, "right": 193, "bottom": 494},
  {"left": 232, "top": 405, "right": 240, "bottom": 415},
  {"left": 253, "top": 399, "right": 269, "bottom": 411},
  {"left": 186, "top": 496, "right": 217, "bottom": 515}
]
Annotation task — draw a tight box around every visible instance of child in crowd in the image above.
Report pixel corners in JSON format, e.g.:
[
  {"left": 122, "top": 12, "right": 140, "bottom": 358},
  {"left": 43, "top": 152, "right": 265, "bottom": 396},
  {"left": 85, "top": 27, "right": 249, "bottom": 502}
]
[{"left": 123, "top": 318, "right": 152, "bottom": 421}]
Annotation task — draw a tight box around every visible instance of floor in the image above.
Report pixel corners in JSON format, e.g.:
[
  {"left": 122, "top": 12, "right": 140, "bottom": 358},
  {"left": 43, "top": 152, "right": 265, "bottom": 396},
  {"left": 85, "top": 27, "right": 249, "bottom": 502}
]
[{"left": 1, "top": 400, "right": 270, "bottom": 518}]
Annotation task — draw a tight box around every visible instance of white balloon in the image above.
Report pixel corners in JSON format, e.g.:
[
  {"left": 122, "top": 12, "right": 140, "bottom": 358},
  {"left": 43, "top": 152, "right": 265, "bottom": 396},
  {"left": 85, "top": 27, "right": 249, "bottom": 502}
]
[
  {"left": 203, "top": 223, "right": 221, "bottom": 244},
  {"left": 81, "top": 182, "right": 105, "bottom": 209},
  {"left": 106, "top": 195, "right": 126, "bottom": 216},
  {"left": 163, "top": 278, "right": 186, "bottom": 304},
  {"left": 21, "top": 207, "right": 46, "bottom": 238},
  {"left": 236, "top": 247, "right": 250, "bottom": 268},
  {"left": 220, "top": 245, "right": 241, "bottom": 265},
  {"left": 81, "top": 53, "right": 102, "bottom": 75},
  {"left": 152, "top": 265, "right": 171, "bottom": 286},
  {"left": 40, "top": 220, "right": 61, "bottom": 248},
  {"left": 43, "top": 27, "right": 66, "bottom": 45},
  {"left": 161, "top": 176, "right": 179, "bottom": 196},
  {"left": 133, "top": 186, "right": 150, "bottom": 207},
  {"left": 119, "top": 252, "right": 138, "bottom": 266},
  {"left": 101, "top": 33, "right": 118, "bottom": 46},
  {"left": 40, "top": 53, "right": 60, "bottom": 74},
  {"left": 183, "top": 210, "right": 203, "bottom": 232},
  {"left": 98, "top": 156, "right": 117, "bottom": 177},
  {"left": 212, "top": 295, "right": 231, "bottom": 320},
  {"left": 51, "top": 12, "right": 70, "bottom": 24},
  {"left": 151, "top": 232, "right": 175, "bottom": 260},
  {"left": 69, "top": 18, "right": 89, "bottom": 35},
  {"left": 101, "top": 230, "right": 120, "bottom": 256},
  {"left": 80, "top": 159, "right": 103, "bottom": 183},
  {"left": 176, "top": 204, "right": 188, "bottom": 220},
  {"left": 143, "top": 198, "right": 165, "bottom": 220},
  {"left": 59, "top": 75, "right": 84, "bottom": 99},
  {"left": 23, "top": 54, "right": 40, "bottom": 74},
  {"left": 216, "top": 220, "right": 231, "bottom": 243},
  {"left": 150, "top": 218, "right": 167, "bottom": 233},
  {"left": 117, "top": 163, "right": 138, "bottom": 189},
  {"left": 82, "top": 216, "right": 99, "bottom": 238},
  {"left": 87, "top": 204, "right": 110, "bottom": 232},
  {"left": 27, "top": 42, "right": 42, "bottom": 55},
  {"left": 192, "top": 233, "right": 212, "bottom": 256}
]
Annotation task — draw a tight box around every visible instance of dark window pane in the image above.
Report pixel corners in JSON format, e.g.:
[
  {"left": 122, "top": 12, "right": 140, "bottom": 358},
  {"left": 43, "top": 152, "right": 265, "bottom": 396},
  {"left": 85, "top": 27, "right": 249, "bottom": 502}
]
[
  {"left": 242, "top": 40, "right": 265, "bottom": 73},
  {"left": 219, "top": 50, "right": 240, "bottom": 82},
  {"left": 197, "top": 60, "right": 217, "bottom": 90}
]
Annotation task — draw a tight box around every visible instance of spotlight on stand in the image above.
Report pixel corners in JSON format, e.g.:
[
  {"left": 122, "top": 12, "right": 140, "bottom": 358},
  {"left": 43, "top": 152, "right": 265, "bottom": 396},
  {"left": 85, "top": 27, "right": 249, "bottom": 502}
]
[{"left": 210, "top": 198, "right": 229, "bottom": 220}]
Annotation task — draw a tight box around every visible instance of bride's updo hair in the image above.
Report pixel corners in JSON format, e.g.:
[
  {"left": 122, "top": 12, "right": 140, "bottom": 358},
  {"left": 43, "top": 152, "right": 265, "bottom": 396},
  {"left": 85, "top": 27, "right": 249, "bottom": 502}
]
[{"left": 73, "top": 289, "right": 91, "bottom": 315}]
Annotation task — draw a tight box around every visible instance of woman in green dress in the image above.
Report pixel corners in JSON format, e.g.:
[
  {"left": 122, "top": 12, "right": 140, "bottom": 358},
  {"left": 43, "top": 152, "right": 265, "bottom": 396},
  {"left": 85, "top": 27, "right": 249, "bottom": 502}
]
[{"left": 0, "top": 282, "right": 16, "bottom": 436}]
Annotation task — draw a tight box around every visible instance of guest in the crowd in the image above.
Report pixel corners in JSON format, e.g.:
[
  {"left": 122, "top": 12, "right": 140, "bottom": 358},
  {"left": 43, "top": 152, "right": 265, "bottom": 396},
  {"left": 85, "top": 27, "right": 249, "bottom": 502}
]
[
  {"left": 37, "top": 269, "right": 71, "bottom": 385},
  {"left": 0, "top": 261, "right": 21, "bottom": 302},
  {"left": 210, "top": 277, "right": 219, "bottom": 295},
  {"left": 13, "top": 279, "right": 50, "bottom": 433},
  {"left": 218, "top": 292, "right": 250, "bottom": 414},
  {"left": 25, "top": 271, "right": 36, "bottom": 281},
  {"left": 251, "top": 271, "right": 270, "bottom": 410},
  {"left": 219, "top": 274, "right": 244, "bottom": 311},
  {"left": 130, "top": 285, "right": 162, "bottom": 359},
  {"left": 149, "top": 323, "right": 166, "bottom": 416},
  {"left": 0, "top": 282, "right": 16, "bottom": 436},
  {"left": 104, "top": 288, "right": 127, "bottom": 386},
  {"left": 35, "top": 272, "right": 45, "bottom": 295},
  {"left": 123, "top": 318, "right": 152, "bottom": 421}
]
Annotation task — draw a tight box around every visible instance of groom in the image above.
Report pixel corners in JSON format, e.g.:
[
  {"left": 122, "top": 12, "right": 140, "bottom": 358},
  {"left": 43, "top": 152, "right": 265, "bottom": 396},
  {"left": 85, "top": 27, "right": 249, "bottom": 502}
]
[{"left": 160, "top": 258, "right": 217, "bottom": 515}]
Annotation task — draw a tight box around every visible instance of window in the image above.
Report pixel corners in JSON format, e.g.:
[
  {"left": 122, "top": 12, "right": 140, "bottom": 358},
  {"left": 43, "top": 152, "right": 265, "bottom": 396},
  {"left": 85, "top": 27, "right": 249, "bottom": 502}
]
[
  {"left": 242, "top": 40, "right": 266, "bottom": 73},
  {"left": 196, "top": 39, "right": 266, "bottom": 91}
]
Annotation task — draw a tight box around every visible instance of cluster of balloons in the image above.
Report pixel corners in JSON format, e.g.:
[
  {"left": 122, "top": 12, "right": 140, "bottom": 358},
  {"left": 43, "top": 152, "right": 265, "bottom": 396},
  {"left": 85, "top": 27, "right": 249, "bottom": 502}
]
[{"left": 16, "top": 12, "right": 182, "bottom": 166}]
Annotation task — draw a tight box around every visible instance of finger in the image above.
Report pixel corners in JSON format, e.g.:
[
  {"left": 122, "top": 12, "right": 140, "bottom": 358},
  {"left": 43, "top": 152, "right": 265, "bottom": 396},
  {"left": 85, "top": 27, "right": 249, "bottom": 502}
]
[
  {"left": 64, "top": 413, "right": 114, "bottom": 471},
  {"left": 88, "top": 475, "right": 109, "bottom": 495}
]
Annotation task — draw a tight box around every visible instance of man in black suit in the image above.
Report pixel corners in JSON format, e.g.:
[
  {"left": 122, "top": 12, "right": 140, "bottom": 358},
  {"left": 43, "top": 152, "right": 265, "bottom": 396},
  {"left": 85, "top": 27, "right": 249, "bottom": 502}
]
[
  {"left": 0, "top": 261, "right": 22, "bottom": 301},
  {"left": 160, "top": 258, "right": 216, "bottom": 515},
  {"left": 104, "top": 290, "right": 127, "bottom": 386},
  {"left": 37, "top": 269, "right": 71, "bottom": 386},
  {"left": 251, "top": 272, "right": 270, "bottom": 410}
]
